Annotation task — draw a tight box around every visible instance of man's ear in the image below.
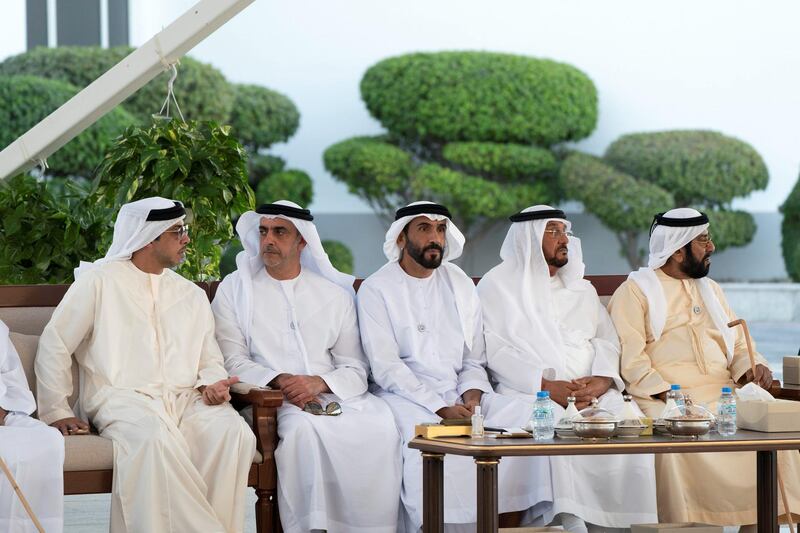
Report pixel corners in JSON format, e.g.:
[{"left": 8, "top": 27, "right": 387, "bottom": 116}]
[
  {"left": 298, "top": 236, "right": 307, "bottom": 251},
  {"left": 668, "top": 247, "right": 685, "bottom": 265},
  {"left": 396, "top": 232, "right": 407, "bottom": 250}
]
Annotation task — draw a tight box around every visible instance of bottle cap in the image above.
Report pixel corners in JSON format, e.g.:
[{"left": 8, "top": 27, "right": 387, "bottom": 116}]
[
  {"left": 670, "top": 384, "right": 681, "bottom": 390},
  {"left": 722, "top": 386, "right": 732, "bottom": 393},
  {"left": 473, "top": 405, "right": 481, "bottom": 416},
  {"left": 537, "top": 391, "right": 549, "bottom": 398}
]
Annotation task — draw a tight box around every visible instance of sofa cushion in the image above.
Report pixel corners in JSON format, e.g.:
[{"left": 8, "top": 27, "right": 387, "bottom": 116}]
[
  {"left": 10, "top": 331, "right": 79, "bottom": 410},
  {"left": 64, "top": 434, "right": 262, "bottom": 471}
]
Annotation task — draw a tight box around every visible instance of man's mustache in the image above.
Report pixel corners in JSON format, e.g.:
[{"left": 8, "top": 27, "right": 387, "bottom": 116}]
[{"left": 424, "top": 243, "right": 444, "bottom": 254}]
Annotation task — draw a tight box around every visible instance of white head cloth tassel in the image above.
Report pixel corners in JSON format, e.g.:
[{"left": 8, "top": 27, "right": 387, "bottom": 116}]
[
  {"left": 628, "top": 207, "right": 735, "bottom": 361},
  {"left": 230, "top": 200, "right": 355, "bottom": 346},
  {"left": 383, "top": 201, "right": 474, "bottom": 349},
  {"left": 478, "top": 205, "right": 591, "bottom": 380},
  {"left": 74, "top": 197, "right": 185, "bottom": 279}
]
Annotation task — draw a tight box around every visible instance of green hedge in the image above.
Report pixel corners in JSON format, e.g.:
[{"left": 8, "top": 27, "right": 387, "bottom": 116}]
[
  {"left": 229, "top": 84, "right": 300, "bottom": 150},
  {"left": 323, "top": 136, "right": 413, "bottom": 204},
  {"left": 703, "top": 209, "right": 756, "bottom": 252},
  {"left": 560, "top": 152, "right": 674, "bottom": 232},
  {"left": 0, "top": 46, "right": 234, "bottom": 123},
  {"left": 781, "top": 172, "right": 800, "bottom": 281},
  {"left": 0, "top": 75, "right": 135, "bottom": 177},
  {"left": 604, "top": 130, "right": 769, "bottom": 206},
  {"left": 321, "top": 240, "right": 354, "bottom": 274},
  {"left": 441, "top": 142, "right": 557, "bottom": 181},
  {"left": 256, "top": 169, "right": 313, "bottom": 207},
  {"left": 360, "top": 51, "right": 597, "bottom": 146},
  {"left": 413, "top": 163, "right": 551, "bottom": 227}
]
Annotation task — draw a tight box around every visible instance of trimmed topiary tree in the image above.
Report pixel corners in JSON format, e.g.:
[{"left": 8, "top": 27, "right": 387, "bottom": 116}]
[
  {"left": 780, "top": 170, "right": 800, "bottom": 281},
  {"left": 561, "top": 130, "right": 768, "bottom": 268},
  {"left": 0, "top": 75, "right": 135, "bottom": 177},
  {"left": 325, "top": 51, "right": 597, "bottom": 240}
]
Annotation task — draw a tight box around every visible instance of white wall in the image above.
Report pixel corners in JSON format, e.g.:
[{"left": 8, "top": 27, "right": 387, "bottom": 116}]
[
  {"left": 0, "top": 0, "right": 27, "bottom": 59},
  {"left": 124, "top": 0, "right": 800, "bottom": 214}
]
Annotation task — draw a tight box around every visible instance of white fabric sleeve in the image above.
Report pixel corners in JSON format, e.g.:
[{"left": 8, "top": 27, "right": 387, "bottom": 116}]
[
  {"left": 590, "top": 299, "right": 625, "bottom": 392},
  {"left": 0, "top": 335, "right": 36, "bottom": 415},
  {"left": 36, "top": 274, "right": 98, "bottom": 425},
  {"left": 357, "top": 284, "right": 447, "bottom": 414},
  {"left": 484, "top": 327, "right": 547, "bottom": 394},
  {"left": 320, "top": 295, "right": 369, "bottom": 401},
  {"left": 195, "top": 295, "right": 229, "bottom": 388},
  {"left": 211, "top": 279, "right": 278, "bottom": 387},
  {"left": 457, "top": 293, "right": 492, "bottom": 395}
]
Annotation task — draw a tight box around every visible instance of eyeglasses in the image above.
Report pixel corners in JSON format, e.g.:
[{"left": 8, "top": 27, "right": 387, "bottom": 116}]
[
  {"left": 693, "top": 234, "right": 713, "bottom": 245},
  {"left": 162, "top": 225, "right": 189, "bottom": 239},
  {"left": 543, "top": 229, "right": 573, "bottom": 239},
  {"left": 303, "top": 401, "right": 342, "bottom": 416}
]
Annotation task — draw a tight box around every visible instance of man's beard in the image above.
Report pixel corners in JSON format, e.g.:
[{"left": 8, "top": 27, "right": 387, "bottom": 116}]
[
  {"left": 406, "top": 240, "right": 444, "bottom": 269},
  {"left": 546, "top": 246, "right": 569, "bottom": 268},
  {"left": 681, "top": 248, "right": 711, "bottom": 278}
]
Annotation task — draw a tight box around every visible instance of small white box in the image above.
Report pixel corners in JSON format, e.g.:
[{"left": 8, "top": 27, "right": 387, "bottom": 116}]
[
  {"left": 783, "top": 356, "right": 800, "bottom": 384},
  {"left": 737, "top": 399, "right": 800, "bottom": 432}
]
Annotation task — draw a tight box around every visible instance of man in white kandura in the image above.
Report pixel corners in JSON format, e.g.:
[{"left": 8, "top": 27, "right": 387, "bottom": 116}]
[
  {"left": 358, "top": 201, "right": 552, "bottom": 533},
  {"left": 478, "top": 205, "right": 657, "bottom": 532},
  {"left": 212, "top": 200, "right": 402, "bottom": 533},
  {"left": 36, "top": 197, "right": 256, "bottom": 533},
  {"left": 1, "top": 320, "right": 64, "bottom": 533},
  {"left": 609, "top": 207, "right": 800, "bottom": 529}
]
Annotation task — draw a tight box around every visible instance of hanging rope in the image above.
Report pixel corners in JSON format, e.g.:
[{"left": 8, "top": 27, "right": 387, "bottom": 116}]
[{"left": 156, "top": 63, "right": 185, "bottom": 122}]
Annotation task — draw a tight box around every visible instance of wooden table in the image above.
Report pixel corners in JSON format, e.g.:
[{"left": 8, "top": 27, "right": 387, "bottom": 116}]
[{"left": 409, "top": 430, "right": 800, "bottom": 533}]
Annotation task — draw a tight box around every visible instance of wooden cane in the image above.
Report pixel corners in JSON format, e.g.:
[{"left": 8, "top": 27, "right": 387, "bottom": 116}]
[
  {"left": 0, "top": 456, "right": 45, "bottom": 533},
  {"left": 728, "top": 318, "right": 796, "bottom": 532}
]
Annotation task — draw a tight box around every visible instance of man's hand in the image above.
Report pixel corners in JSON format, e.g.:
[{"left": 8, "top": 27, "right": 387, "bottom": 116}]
[
  {"left": 0, "top": 407, "right": 6, "bottom": 426},
  {"left": 276, "top": 375, "right": 330, "bottom": 409},
  {"left": 50, "top": 416, "right": 90, "bottom": 436},
  {"left": 201, "top": 376, "right": 240, "bottom": 405},
  {"left": 571, "top": 376, "right": 613, "bottom": 407},
  {"left": 461, "top": 389, "right": 483, "bottom": 413},
  {"left": 542, "top": 378, "right": 582, "bottom": 408},
  {"left": 739, "top": 364, "right": 773, "bottom": 389},
  {"left": 436, "top": 404, "right": 473, "bottom": 420}
]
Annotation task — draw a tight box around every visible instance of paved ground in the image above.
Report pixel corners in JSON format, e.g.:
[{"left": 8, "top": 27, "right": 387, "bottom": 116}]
[{"left": 61, "top": 322, "right": 800, "bottom": 532}]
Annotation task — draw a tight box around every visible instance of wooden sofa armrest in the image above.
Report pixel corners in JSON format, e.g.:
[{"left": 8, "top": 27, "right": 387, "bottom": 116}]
[{"left": 230, "top": 382, "right": 284, "bottom": 408}]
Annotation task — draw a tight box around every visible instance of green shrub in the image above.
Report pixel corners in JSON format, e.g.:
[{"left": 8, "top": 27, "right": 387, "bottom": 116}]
[
  {"left": 229, "top": 84, "right": 300, "bottom": 151},
  {"left": 0, "top": 75, "right": 135, "bottom": 177},
  {"left": 0, "top": 174, "right": 112, "bottom": 284},
  {"left": 323, "top": 136, "right": 414, "bottom": 211},
  {"left": 360, "top": 51, "right": 597, "bottom": 145},
  {"left": 322, "top": 240, "right": 354, "bottom": 274},
  {"left": 441, "top": 142, "right": 557, "bottom": 181},
  {"left": 413, "top": 163, "right": 552, "bottom": 229},
  {"left": 0, "top": 46, "right": 234, "bottom": 123},
  {"left": 255, "top": 169, "right": 313, "bottom": 207},
  {"left": 92, "top": 119, "right": 255, "bottom": 280},
  {"left": 604, "top": 130, "right": 768, "bottom": 206},
  {"left": 703, "top": 209, "right": 756, "bottom": 252},
  {"left": 560, "top": 152, "right": 674, "bottom": 266},
  {"left": 247, "top": 153, "right": 286, "bottom": 187},
  {"left": 781, "top": 171, "right": 800, "bottom": 281}
]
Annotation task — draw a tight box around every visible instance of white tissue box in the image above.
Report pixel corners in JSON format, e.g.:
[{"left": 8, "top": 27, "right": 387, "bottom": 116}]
[
  {"left": 737, "top": 399, "right": 800, "bottom": 432},
  {"left": 783, "top": 356, "right": 800, "bottom": 384},
  {"left": 632, "top": 524, "right": 721, "bottom": 533}
]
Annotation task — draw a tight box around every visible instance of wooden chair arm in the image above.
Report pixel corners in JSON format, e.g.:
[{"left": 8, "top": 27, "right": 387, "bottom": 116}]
[{"left": 230, "top": 383, "right": 283, "bottom": 408}]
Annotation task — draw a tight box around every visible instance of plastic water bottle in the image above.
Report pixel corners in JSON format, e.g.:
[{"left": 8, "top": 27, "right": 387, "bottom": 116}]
[
  {"left": 717, "top": 386, "right": 737, "bottom": 436},
  {"left": 666, "top": 384, "right": 685, "bottom": 415},
  {"left": 532, "top": 391, "right": 554, "bottom": 440}
]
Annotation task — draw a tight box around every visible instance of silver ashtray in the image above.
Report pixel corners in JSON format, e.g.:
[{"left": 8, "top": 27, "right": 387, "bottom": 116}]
[
  {"left": 615, "top": 424, "right": 647, "bottom": 438},
  {"left": 572, "top": 419, "right": 618, "bottom": 439},
  {"left": 664, "top": 417, "right": 713, "bottom": 438}
]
